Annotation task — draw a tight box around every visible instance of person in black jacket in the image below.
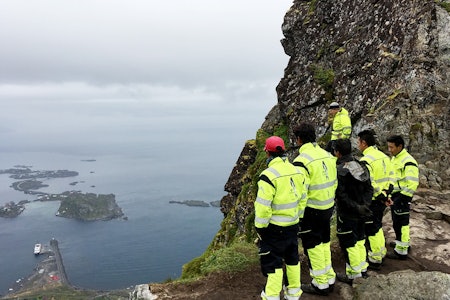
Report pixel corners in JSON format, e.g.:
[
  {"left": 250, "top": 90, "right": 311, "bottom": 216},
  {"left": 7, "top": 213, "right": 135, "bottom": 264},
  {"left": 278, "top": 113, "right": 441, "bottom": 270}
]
[{"left": 334, "top": 139, "right": 373, "bottom": 285}]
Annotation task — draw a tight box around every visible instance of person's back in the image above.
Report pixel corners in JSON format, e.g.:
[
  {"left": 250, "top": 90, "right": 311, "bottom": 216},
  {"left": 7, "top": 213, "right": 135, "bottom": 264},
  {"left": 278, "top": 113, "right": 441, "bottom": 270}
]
[
  {"left": 255, "top": 156, "right": 306, "bottom": 228},
  {"left": 359, "top": 146, "right": 393, "bottom": 198},
  {"left": 336, "top": 157, "right": 373, "bottom": 219},
  {"left": 255, "top": 136, "right": 305, "bottom": 300},
  {"left": 357, "top": 130, "right": 393, "bottom": 270},
  {"left": 293, "top": 142, "right": 337, "bottom": 212},
  {"left": 293, "top": 123, "right": 337, "bottom": 296},
  {"left": 334, "top": 138, "right": 373, "bottom": 284}
]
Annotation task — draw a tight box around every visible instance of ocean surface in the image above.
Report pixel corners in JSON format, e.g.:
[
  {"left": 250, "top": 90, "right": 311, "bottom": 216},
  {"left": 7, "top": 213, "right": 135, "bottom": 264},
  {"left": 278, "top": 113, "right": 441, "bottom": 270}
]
[{"left": 0, "top": 150, "right": 232, "bottom": 295}]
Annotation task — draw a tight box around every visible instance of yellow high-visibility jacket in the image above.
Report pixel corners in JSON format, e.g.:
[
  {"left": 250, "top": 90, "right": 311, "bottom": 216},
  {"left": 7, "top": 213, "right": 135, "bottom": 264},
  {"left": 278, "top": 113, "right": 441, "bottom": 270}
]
[
  {"left": 255, "top": 157, "right": 308, "bottom": 228},
  {"left": 360, "top": 146, "right": 394, "bottom": 199},
  {"left": 293, "top": 143, "right": 337, "bottom": 212},
  {"left": 331, "top": 108, "right": 352, "bottom": 140},
  {"left": 391, "top": 149, "right": 419, "bottom": 197}
]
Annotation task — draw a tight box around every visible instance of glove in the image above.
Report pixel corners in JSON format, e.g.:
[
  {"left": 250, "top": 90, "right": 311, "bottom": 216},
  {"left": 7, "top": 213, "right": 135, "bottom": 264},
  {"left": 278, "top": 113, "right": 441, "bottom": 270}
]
[
  {"left": 375, "top": 192, "right": 388, "bottom": 204},
  {"left": 383, "top": 184, "right": 394, "bottom": 196},
  {"left": 356, "top": 205, "right": 373, "bottom": 218}
]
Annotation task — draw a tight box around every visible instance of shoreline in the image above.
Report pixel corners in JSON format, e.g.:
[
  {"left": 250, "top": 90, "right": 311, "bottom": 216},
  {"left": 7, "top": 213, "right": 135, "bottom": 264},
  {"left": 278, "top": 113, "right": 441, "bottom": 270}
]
[{"left": 5, "top": 239, "right": 70, "bottom": 297}]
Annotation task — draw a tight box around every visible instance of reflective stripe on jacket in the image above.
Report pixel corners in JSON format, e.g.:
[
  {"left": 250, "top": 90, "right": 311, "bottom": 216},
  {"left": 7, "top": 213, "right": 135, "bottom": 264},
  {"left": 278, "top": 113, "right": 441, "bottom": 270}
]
[
  {"left": 331, "top": 108, "right": 352, "bottom": 140},
  {"left": 391, "top": 149, "right": 419, "bottom": 197},
  {"left": 360, "top": 146, "right": 394, "bottom": 199},
  {"left": 255, "top": 157, "right": 307, "bottom": 228},
  {"left": 293, "top": 143, "right": 337, "bottom": 211}
]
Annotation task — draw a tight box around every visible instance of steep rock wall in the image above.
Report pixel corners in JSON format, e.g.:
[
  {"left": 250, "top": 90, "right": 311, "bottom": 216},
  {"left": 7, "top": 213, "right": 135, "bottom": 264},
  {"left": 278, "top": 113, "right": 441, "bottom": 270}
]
[{"left": 213, "top": 0, "right": 450, "bottom": 248}]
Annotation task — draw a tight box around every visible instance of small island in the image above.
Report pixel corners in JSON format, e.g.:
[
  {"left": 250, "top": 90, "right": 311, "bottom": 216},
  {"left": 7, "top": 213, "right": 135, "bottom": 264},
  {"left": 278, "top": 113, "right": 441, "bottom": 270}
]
[
  {"left": 0, "top": 200, "right": 30, "bottom": 218},
  {"left": 0, "top": 166, "right": 125, "bottom": 221},
  {"left": 55, "top": 192, "right": 124, "bottom": 221},
  {"left": 169, "top": 200, "right": 221, "bottom": 207}
]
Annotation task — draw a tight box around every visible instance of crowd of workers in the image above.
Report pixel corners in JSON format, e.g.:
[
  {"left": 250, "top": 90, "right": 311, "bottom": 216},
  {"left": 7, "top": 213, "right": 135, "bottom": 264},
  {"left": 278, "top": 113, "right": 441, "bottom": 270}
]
[{"left": 254, "top": 102, "right": 419, "bottom": 299}]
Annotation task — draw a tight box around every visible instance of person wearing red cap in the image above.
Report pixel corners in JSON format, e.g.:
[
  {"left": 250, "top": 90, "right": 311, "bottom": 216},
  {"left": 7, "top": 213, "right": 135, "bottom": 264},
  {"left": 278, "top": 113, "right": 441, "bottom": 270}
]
[{"left": 255, "top": 136, "right": 308, "bottom": 300}]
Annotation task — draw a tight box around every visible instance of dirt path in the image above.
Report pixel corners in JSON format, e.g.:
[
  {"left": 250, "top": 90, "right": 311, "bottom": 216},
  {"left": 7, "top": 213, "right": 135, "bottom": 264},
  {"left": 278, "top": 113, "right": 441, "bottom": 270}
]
[{"left": 150, "top": 239, "right": 449, "bottom": 300}]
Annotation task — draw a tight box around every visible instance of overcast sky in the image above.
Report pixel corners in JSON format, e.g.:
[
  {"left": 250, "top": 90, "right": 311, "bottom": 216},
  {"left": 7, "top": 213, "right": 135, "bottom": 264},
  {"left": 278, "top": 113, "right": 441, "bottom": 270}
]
[{"left": 0, "top": 0, "right": 292, "bottom": 157}]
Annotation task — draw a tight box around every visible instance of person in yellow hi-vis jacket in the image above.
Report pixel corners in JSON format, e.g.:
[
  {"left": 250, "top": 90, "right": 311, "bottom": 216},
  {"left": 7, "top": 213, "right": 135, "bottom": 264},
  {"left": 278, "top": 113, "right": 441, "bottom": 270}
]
[
  {"left": 385, "top": 135, "right": 419, "bottom": 260},
  {"left": 255, "top": 136, "right": 308, "bottom": 300},
  {"left": 357, "top": 130, "right": 394, "bottom": 271},
  {"left": 292, "top": 123, "right": 337, "bottom": 296},
  {"left": 325, "top": 102, "right": 352, "bottom": 153}
]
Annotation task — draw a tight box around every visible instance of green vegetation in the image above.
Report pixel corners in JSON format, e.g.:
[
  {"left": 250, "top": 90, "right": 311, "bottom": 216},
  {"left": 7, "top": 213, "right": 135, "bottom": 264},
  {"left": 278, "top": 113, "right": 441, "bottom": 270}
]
[
  {"left": 3, "top": 285, "right": 129, "bottom": 300},
  {"left": 317, "top": 131, "right": 332, "bottom": 148},
  {"left": 335, "top": 47, "right": 346, "bottom": 54},
  {"left": 436, "top": 1, "right": 450, "bottom": 13},
  {"left": 309, "top": 64, "right": 335, "bottom": 101},
  {"left": 410, "top": 123, "right": 423, "bottom": 133},
  {"left": 200, "top": 242, "right": 259, "bottom": 274},
  {"left": 367, "top": 89, "right": 404, "bottom": 115},
  {"left": 181, "top": 242, "right": 259, "bottom": 280},
  {"left": 303, "top": 0, "right": 318, "bottom": 24}
]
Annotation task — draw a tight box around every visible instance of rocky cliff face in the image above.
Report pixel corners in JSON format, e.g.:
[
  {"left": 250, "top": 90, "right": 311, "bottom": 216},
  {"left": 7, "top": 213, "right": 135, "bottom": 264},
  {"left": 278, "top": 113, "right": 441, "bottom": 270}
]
[{"left": 213, "top": 0, "right": 450, "bottom": 247}]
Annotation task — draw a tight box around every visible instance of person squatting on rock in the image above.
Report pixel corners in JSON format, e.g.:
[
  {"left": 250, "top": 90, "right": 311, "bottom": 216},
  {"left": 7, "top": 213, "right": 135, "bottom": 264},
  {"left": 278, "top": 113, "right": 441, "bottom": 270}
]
[
  {"left": 325, "top": 102, "right": 352, "bottom": 153},
  {"left": 293, "top": 123, "right": 338, "bottom": 296},
  {"left": 255, "top": 136, "right": 308, "bottom": 300},
  {"left": 357, "top": 130, "right": 394, "bottom": 270},
  {"left": 333, "top": 139, "right": 373, "bottom": 285},
  {"left": 385, "top": 135, "right": 419, "bottom": 260}
]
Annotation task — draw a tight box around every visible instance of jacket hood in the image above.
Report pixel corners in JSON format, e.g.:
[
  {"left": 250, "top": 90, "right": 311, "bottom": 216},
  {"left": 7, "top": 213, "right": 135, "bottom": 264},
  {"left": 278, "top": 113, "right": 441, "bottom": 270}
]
[{"left": 339, "top": 160, "right": 370, "bottom": 182}]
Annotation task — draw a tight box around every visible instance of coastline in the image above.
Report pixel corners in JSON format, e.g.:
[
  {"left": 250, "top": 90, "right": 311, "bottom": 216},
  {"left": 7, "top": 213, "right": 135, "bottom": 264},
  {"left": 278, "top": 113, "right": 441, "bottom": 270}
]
[{"left": 5, "top": 239, "right": 68, "bottom": 297}]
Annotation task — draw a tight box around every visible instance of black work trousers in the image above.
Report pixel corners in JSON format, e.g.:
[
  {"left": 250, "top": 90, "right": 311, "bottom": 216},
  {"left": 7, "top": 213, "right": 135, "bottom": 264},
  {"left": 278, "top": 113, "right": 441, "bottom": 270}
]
[
  {"left": 299, "top": 206, "right": 334, "bottom": 251},
  {"left": 258, "top": 224, "right": 299, "bottom": 277}
]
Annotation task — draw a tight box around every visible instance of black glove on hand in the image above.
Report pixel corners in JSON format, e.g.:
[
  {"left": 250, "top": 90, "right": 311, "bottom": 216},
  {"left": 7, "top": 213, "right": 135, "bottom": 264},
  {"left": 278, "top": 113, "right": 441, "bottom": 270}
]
[
  {"left": 384, "top": 184, "right": 394, "bottom": 196},
  {"left": 375, "top": 192, "right": 388, "bottom": 203}
]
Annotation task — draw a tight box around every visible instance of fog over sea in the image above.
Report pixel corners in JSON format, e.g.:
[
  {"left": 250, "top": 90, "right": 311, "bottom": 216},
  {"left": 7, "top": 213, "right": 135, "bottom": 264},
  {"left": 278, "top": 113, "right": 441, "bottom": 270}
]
[
  {"left": 0, "top": 0, "right": 292, "bottom": 295},
  {"left": 0, "top": 97, "right": 277, "bottom": 295}
]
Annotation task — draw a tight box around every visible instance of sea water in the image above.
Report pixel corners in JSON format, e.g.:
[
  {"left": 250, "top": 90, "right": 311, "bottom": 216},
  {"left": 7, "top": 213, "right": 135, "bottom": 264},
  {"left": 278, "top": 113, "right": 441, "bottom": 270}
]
[{"left": 0, "top": 149, "right": 232, "bottom": 294}]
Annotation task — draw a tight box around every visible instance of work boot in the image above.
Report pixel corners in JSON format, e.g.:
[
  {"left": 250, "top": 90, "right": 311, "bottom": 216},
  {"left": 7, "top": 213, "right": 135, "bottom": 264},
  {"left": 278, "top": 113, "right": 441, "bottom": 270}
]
[
  {"left": 367, "top": 262, "right": 382, "bottom": 270},
  {"left": 386, "top": 250, "right": 407, "bottom": 260},
  {"left": 261, "top": 290, "right": 280, "bottom": 300},
  {"left": 301, "top": 283, "right": 329, "bottom": 296},
  {"left": 336, "top": 273, "right": 353, "bottom": 285},
  {"left": 361, "top": 271, "right": 369, "bottom": 279},
  {"left": 389, "top": 241, "right": 412, "bottom": 252}
]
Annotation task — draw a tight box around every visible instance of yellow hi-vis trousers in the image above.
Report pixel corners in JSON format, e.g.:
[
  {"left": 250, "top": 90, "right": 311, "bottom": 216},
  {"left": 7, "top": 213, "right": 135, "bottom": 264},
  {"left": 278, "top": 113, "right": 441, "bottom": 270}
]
[
  {"left": 345, "top": 241, "right": 366, "bottom": 278},
  {"left": 394, "top": 226, "right": 410, "bottom": 255},
  {"left": 357, "top": 239, "right": 369, "bottom": 272},
  {"left": 263, "top": 268, "right": 283, "bottom": 300},
  {"left": 285, "top": 263, "right": 302, "bottom": 299},
  {"left": 323, "top": 242, "right": 336, "bottom": 285},
  {"left": 307, "top": 243, "right": 331, "bottom": 289},
  {"left": 262, "top": 265, "right": 302, "bottom": 300},
  {"left": 367, "top": 228, "right": 386, "bottom": 264}
]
